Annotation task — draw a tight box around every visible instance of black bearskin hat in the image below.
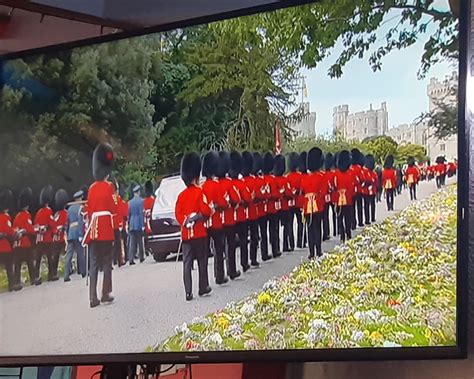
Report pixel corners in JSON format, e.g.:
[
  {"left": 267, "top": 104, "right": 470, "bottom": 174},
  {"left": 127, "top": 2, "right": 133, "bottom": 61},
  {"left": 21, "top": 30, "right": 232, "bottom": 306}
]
[
  {"left": 407, "top": 156, "right": 415, "bottom": 167},
  {"left": 252, "top": 152, "right": 263, "bottom": 175},
  {"left": 384, "top": 154, "right": 395, "bottom": 169},
  {"left": 307, "top": 147, "right": 323, "bottom": 172},
  {"left": 263, "top": 152, "right": 274, "bottom": 175},
  {"left": 18, "top": 187, "right": 33, "bottom": 210},
  {"left": 145, "top": 180, "right": 154, "bottom": 197},
  {"left": 365, "top": 154, "right": 376, "bottom": 171},
  {"left": 0, "top": 188, "right": 13, "bottom": 212},
  {"left": 351, "top": 148, "right": 364, "bottom": 166},
  {"left": 92, "top": 143, "right": 114, "bottom": 181},
  {"left": 324, "top": 152, "right": 334, "bottom": 171},
  {"left": 274, "top": 154, "right": 286, "bottom": 176},
  {"left": 229, "top": 151, "right": 242, "bottom": 179},
  {"left": 39, "top": 185, "right": 53, "bottom": 207},
  {"left": 337, "top": 150, "right": 351, "bottom": 172},
  {"left": 54, "top": 189, "right": 69, "bottom": 211},
  {"left": 288, "top": 152, "right": 300, "bottom": 172},
  {"left": 436, "top": 156, "right": 445, "bottom": 164},
  {"left": 218, "top": 151, "right": 230, "bottom": 178},
  {"left": 181, "top": 152, "right": 201, "bottom": 186},
  {"left": 242, "top": 151, "right": 254, "bottom": 177},
  {"left": 300, "top": 151, "right": 308, "bottom": 173},
  {"left": 202, "top": 151, "right": 219, "bottom": 179}
]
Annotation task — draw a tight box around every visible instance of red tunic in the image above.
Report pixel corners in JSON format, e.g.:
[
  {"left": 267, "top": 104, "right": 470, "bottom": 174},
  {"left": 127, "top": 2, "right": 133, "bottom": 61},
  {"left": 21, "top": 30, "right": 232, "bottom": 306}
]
[
  {"left": 202, "top": 178, "right": 227, "bottom": 230},
  {"left": 52, "top": 209, "right": 67, "bottom": 243},
  {"left": 13, "top": 210, "right": 36, "bottom": 249},
  {"left": 0, "top": 212, "right": 14, "bottom": 253},
  {"left": 405, "top": 166, "right": 420, "bottom": 185},
  {"left": 243, "top": 175, "right": 259, "bottom": 221},
  {"left": 219, "top": 177, "right": 240, "bottom": 226},
  {"left": 349, "top": 164, "right": 363, "bottom": 195},
  {"left": 334, "top": 169, "right": 356, "bottom": 206},
  {"left": 83, "top": 180, "right": 117, "bottom": 244},
  {"left": 34, "top": 206, "right": 54, "bottom": 244},
  {"left": 324, "top": 170, "right": 337, "bottom": 204},
  {"left": 275, "top": 175, "right": 292, "bottom": 211},
  {"left": 435, "top": 163, "right": 447, "bottom": 177},
  {"left": 254, "top": 175, "right": 267, "bottom": 217},
  {"left": 286, "top": 171, "right": 302, "bottom": 208},
  {"left": 175, "top": 185, "right": 212, "bottom": 241},
  {"left": 300, "top": 172, "right": 327, "bottom": 215},
  {"left": 382, "top": 168, "right": 397, "bottom": 190},
  {"left": 263, "top": 174, "right": 280, "bottom": 214},
  {"left": 143, "top": 196, "right": 154, "bottom": 234},
  {"left": 233, "top": 178, "right": 252, "bottom": 223}
]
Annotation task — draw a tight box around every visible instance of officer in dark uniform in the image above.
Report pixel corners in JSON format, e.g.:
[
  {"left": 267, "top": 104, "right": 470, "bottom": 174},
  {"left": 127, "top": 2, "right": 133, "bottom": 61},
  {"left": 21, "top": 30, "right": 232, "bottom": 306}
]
[
  {"left": 64, "top": 189, "right": 86, "bottom": 282},
  {"left": 83, "top": 143, "right": 117, "bottom": 308}
]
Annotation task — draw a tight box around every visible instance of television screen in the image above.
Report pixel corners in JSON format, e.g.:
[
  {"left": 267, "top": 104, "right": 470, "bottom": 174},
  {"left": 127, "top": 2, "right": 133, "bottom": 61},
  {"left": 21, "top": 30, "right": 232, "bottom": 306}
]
[{"left": 0, "top": 0, "right": 466, "bottom": 364}]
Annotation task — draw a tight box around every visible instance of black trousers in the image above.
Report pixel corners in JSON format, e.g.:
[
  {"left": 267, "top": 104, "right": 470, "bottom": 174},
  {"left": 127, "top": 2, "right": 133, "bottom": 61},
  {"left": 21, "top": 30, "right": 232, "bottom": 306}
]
[
  {"left": 376, "top": 188, "right": 382, "bottom": 203},
  {"left": 0, "top": 253, "right": 14, "bottom": 291},
  {"left": 305, "top": 213, "right": 323, "bottom": 258},
  {"left": 50, "top": 242, "right": 64, "bottom": 280},
  {"left": 258, "top": 216, "right": 270, "bottom": 260},
  {"left": 35, "top": 243, "right": 58, "bottom": 281},
  {"left": 236, "top": 222, "right": 249, "bottom": 269},
  {"left": 113, "top": 230, "right": 122, "bottom": 265},
  {"left": 281, "top": 210, "right": 293, "bottom": 252},
  {"left": 323, "top": 203, "right": 337, "bottom": 240},
  {"left": 409, "top": 184, "right": 417, "bottom": 200},
  {"left": 386, "top": 189, "right": 395, "bottom": 211},
  {"left": 208, "top": 228, "right": 226, "bottom": 282},
  {"left": 13, "top": 247, "right": 37, "bottom": 286},
  {"left": 290, "top": 207, "right": 305, "bottom": 248},
  {"left": 268, "top": 213, "right": 280, "bottom": 258},
  {"left": 352, "top": 194, "right": 364, "bottom": 228},
  {"left": 363, "top": 195, "right": 376, "bottom": 224},
  {"left": 248, "top": 220, "right": 259, "bottom": 264},
  {"left": 337, "top": 205, "right": 352, "bottom": 242},
  {"left": 224, "top": 226, "right": 238, "bottom": 276},
  {"left": 89, "top": 241, "right": 113, "bottom": 303},
  {"left": 182, "top": 237, "right": 209, "bottom": 295}
]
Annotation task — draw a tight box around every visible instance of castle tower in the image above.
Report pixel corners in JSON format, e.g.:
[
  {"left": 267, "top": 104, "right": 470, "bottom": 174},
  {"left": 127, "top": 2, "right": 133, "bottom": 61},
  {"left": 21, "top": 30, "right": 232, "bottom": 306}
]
[{"left": 333, "top": 105, "right": 349, "bottom": 137}]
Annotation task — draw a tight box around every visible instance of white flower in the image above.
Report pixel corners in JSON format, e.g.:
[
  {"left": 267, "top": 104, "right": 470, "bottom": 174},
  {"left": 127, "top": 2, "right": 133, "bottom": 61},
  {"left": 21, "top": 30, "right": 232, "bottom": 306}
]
[
  {"left": 209, "top": 333, "right": 223, "bottom": 345},
  {"left": 383, "top": 341, "right": 401, "bottom": 348},
  {"left": 175, "top": 323, "right": 189, "bottom": 334},
  {"left": 244, "top": 339, "right": 258, "bottom": 350},
  {"left": 352, "top": 331, "right": 364, "bottom": 342},
  {"left": 240, "top": 302, "right": 256, "bottom": 316}
]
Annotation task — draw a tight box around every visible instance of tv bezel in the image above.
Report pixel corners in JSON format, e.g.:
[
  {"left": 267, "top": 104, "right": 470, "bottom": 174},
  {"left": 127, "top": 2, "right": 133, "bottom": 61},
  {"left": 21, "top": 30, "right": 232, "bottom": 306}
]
[{"left": 0, "top": 0, "right": 469, "bottom": 366}]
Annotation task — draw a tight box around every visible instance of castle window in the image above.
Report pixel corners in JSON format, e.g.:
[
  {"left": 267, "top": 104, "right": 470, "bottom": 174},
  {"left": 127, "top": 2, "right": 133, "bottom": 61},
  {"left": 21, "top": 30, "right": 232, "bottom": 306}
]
[
  {"left": 364, "top": 128, "right": 368, "bottom": 134},
  {"left": 440, "top": 144, "right": 446, "bottom": 151}
]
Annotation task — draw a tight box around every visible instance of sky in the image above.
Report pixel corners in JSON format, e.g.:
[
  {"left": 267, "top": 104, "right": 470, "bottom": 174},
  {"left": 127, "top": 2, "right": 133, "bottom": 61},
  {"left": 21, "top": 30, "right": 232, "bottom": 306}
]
[{"left": 288, "top": 1, "right": 457, "bottom": 137}]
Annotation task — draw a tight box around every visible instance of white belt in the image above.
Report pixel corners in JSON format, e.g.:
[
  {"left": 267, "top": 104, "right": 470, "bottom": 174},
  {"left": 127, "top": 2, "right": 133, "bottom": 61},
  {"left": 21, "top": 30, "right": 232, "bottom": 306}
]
[{"left": 82, "top": 211, "right": 112, "bottom": 247}]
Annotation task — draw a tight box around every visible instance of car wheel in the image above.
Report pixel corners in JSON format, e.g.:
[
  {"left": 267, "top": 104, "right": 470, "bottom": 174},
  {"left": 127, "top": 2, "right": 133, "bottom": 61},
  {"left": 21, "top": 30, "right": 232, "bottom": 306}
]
[{"left": 153, "top": 252, "right": 168, "bottom": 262}]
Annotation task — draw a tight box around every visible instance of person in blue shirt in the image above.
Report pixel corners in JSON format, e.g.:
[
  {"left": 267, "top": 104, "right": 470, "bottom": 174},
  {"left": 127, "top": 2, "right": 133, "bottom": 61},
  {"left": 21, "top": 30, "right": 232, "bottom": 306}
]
[
  {"left": 128, "top": 185, "right": 145, "bottom": 264},
  {"left": 64, "top": 190, "right": 86, "bottom": 282}
]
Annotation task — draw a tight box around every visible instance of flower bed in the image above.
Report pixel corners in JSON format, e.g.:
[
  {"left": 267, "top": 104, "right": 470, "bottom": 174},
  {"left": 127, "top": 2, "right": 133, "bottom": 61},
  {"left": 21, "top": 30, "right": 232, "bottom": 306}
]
[{"left": 153, "top": 186, "right": 457, "bottom": 352}]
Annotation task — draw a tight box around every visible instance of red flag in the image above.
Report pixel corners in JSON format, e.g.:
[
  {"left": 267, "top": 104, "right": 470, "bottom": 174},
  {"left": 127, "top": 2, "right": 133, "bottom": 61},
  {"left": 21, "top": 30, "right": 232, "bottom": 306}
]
[{"left": 275, "top": 120, "right": 282, "bottom": 155}]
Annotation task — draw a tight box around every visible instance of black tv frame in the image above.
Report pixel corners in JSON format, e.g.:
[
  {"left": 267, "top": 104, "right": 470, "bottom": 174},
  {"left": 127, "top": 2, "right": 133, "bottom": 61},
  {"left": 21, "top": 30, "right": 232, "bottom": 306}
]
[{"left": 0, "top": 0, "right": 469, "bottom": 366}]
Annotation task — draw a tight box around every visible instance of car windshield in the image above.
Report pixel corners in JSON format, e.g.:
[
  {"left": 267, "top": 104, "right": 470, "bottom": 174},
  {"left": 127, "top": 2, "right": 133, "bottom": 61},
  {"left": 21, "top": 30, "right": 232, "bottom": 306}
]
[{"left": 152, "top": 176, "right": 186, "bottom": 216}]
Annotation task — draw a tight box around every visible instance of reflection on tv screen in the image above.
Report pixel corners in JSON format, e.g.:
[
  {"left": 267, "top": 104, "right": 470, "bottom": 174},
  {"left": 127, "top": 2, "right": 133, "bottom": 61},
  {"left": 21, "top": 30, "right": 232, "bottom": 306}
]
[{"left": 0, "top": 0, "right": 459, "bottom": 358}]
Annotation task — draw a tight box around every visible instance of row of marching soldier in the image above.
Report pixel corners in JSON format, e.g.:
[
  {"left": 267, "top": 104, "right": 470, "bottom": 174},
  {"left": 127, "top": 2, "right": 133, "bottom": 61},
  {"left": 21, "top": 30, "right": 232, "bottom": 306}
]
[
  {"left": 175, "top": 147, "right": 456, "bottom": 301},
  {"left": 0, "top": 144, "right": 156, "bottom": 308}
]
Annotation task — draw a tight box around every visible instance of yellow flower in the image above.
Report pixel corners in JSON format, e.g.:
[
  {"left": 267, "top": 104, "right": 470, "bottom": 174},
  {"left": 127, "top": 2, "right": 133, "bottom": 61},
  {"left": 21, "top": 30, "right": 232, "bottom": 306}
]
[
  {"left": 424, "top": 328, "right": 432, "bottom": 340},
  {"left": 370, "top": 331, "right": 383, "bottom": 342},
  {"left": 216, "top": 317, "right": 230, "bottom": 330},
  {"left": 258, "top": 292, "right": 272, "bottom": 305}
]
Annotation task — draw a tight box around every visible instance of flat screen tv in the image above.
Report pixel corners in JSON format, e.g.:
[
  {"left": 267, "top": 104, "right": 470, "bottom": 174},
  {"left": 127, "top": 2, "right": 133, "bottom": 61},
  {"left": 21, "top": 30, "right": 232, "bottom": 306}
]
[{"left": 0, "top": 0, "right": 468, "bottom": 365}]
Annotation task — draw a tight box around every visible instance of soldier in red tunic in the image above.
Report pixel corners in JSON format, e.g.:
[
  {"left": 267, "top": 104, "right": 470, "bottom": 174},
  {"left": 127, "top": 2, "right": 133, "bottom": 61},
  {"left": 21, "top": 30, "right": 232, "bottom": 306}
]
[
  {"left": 322, "top": 153, "right": 337, "bottom": 241},
  {"left": 263, "top": 152, "right": 281, "bottom": 258},
  {"left": 34, "top": 185, "right": 55, "bottom": 282},
  {"left": 83, "top": 143, "right": 117, "bottom": 308},
  {"left": 334, "top": 150, "right": 355, "bottom": 242},
  {"left": 362, "top": 154, "right": 378, "bottom": 224},
  {"left": 435, "top": 156, "right": 447, "bottom": 188},
  {"left": 50, "top": 189, "right": 69, "bottom": 281},
  {"left": 301, "top": 148, "right": 327, "bottom": 258},
  {"left": 405, "top": 156, "right": 421, "bottom": 200},
  {"left": 202, "top": 151, "right": 229, "bottom": 284},
  {"left": 0, "top": 189, "right": 15, "bottom": 291},
  {"left": 298, "top": 151, "right": 308, "bottom": 248},
  {"left": 242, "top": 151, "right": 260, "bottom": 267},
  {"left": 143, "top": 180, "right": 155, "bottom": 256},
  {"left": 175, "top": 152, "right": 212, "bottom": 301},
  {"left": 350, "top": 149, "right": 365, "bottom": 229},
  {"left": 111, "top": 180, "right": 127, "bottom": 266},
  {"left": 12, "top": 187, "right": 40, "bottom": 288},
  {"left": 382, "top": 154, "right": 397, "bottom": 211},
  {"left": 230, "top": 151, "right": 253, "bottom": 272},
  {"left": 286, "top": 152, "right": 302, "bottom": 250},
  {"left": 274, "top": 154, "right": 292, "bottom": 252},
  {"left": 218, "top": 151, "right": 242, "bottom": 279},
  {"left": 253, "top": 152, "right": 271, "bottom": 261}
]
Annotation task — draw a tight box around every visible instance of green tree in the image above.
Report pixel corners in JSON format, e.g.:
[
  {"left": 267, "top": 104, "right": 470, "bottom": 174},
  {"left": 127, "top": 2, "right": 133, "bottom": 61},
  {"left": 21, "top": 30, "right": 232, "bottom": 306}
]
[
  {"left": 396, "top": 142, "right": 428, "bottom": 163},
  {"left": 362, "top": 135, "right": 398, "bottom": 164}
]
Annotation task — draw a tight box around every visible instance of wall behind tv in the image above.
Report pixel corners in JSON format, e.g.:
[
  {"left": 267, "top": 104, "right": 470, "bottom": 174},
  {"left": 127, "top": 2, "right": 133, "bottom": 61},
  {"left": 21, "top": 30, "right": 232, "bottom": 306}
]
[{"left": 302, "top": 1, "right": 472, "bottom": 377}]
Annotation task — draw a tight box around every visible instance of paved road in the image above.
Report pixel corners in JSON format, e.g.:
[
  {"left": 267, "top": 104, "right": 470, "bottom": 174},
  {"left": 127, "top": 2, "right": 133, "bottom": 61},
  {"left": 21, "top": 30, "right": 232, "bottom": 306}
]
[{"left": 0, "top": 178, "right": 455, "bottom": 356}]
